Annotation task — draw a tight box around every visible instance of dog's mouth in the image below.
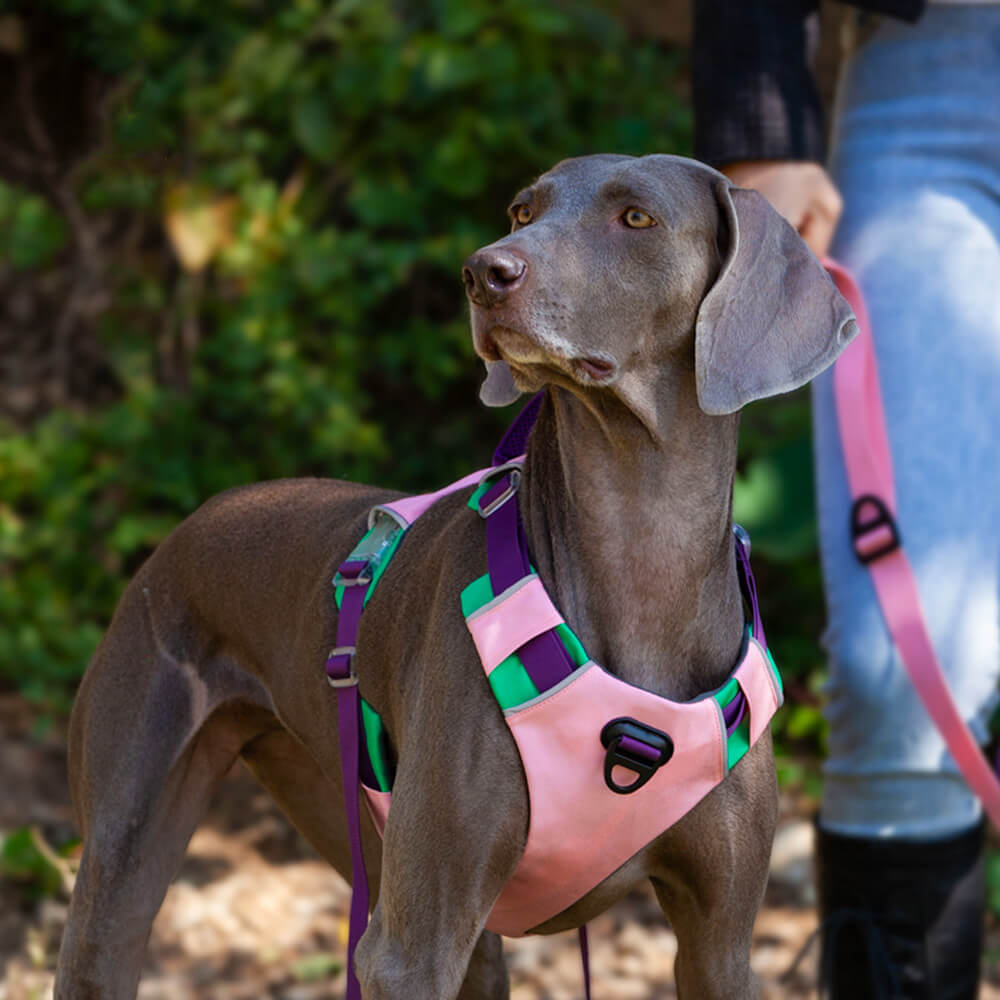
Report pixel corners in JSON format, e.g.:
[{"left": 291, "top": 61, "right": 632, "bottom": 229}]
[
  {"left": 474, "top": 325, "right": 618, "bottom": 387},
  {"left": 573, "top": 356, "right": 616, "bottom": 382}
]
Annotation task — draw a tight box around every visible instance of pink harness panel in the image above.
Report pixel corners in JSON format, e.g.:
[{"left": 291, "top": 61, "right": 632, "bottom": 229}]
[{"left": 487, "top": 640, "right": 777, "bottom": 935}]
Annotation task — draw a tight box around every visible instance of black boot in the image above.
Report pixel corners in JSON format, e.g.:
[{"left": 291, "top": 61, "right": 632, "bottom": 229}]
[{"left": 815, "top": 820, "right": 985, "bottom": 999}]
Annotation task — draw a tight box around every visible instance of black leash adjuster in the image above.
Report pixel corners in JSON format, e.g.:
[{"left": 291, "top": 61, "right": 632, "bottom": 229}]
[
  {"left": 850, "top": 494, "right": 901, "bottom": 565},
  {"left": 600, "top": 718, "right": 674, "bottom": 794}
]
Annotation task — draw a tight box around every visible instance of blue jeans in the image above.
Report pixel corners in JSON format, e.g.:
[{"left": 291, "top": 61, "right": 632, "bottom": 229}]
[{"left": 813, "top": 5, "right": 1000, "bottom": 838}]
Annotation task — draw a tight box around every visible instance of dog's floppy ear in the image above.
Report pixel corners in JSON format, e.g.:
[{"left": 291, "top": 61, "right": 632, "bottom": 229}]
[
  {"left": 479, "top": 359, "right": 523, "bottom": 407},
  {"left": 694, "top": 181, "right": 857, "bottom": 415}
]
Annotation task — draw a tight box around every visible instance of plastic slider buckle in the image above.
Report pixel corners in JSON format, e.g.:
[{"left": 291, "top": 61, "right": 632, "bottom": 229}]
[
  {"left": 326, "top": 646, "right": 358, "bottom": 688},
  {"left": 476, "top": 461, "right": 523, "bottom": 519},
  {"left": 600, "top": 717, "right": 674, "bottom": 795},
  {"left": 850, "top": 494, "right": 901, "bottom": 565}
]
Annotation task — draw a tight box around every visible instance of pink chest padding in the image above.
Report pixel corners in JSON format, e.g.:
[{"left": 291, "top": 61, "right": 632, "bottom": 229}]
[
  {"left": 486, "top": 646, "right": 767, "bottom": 937},
  {"left": 362, "top": 641, "right": 777, "bottom": 937}
]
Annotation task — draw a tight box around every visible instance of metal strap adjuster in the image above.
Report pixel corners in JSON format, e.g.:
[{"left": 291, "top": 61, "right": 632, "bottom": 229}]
[
  {"left": 476, "top": 461, "right": 523, "bottom": 519},
  {"left": 326, "top": 646, "right": 359, "bottom": 687},
  {"left": 334, "top": 565, "right": 374, "bottom": 588}
]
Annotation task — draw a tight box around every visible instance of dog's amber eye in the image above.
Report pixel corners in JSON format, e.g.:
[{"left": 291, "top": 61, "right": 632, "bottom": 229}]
[
  {"left": 623, "top": 207, "right": 656, "bottom": 229},
  {"left": 513, "top": 204, "right": 533, "bottom": 226}
]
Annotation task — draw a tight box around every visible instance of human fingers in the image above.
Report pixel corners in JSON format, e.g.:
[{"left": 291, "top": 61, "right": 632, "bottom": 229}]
[{"left": 721, "top": 160, "right": 843, "bottom": 254}]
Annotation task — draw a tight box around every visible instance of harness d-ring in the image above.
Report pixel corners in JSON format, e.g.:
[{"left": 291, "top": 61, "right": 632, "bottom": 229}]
[{"left": 600, "top": 718, "right": 674, "bottom": 794}]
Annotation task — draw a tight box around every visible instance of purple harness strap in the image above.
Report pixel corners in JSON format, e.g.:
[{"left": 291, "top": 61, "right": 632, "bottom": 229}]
[
  {"left": 325, "top": 395, "right": 590, "bottom": 998},
  {"left": 493, "top": 391, "right": 544, "bottom": 465},
  {"left": 484, "top": 393, "right": 577, "bottom": 691},
  {"left": 480, "top": 473, "right": 577, "bottom": 691},
  {"left": 478, "top": 395, "right": 585, "bottom": 988},
  {"left": 325, "top": 562, "right": 371, "bottom": 1000}
]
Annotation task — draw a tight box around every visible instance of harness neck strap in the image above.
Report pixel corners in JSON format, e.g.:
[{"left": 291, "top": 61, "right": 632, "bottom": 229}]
[{"left": 493, "top": 390, "right": 545, "bottom": 466}]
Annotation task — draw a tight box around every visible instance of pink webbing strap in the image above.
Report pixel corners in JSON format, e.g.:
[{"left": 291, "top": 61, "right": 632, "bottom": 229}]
[{"left": 826, "top": 258, "right": 1000, "bottom": 830}]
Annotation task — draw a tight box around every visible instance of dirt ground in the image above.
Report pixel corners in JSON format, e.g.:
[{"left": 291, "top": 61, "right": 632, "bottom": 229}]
[{"left": 3, "top": 692, "right": 1000, "bottom": 1000}]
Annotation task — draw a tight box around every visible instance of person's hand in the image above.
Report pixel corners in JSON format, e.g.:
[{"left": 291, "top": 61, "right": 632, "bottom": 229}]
[{"left": 721, "top": 160, "right": 843, "bottom": 259}]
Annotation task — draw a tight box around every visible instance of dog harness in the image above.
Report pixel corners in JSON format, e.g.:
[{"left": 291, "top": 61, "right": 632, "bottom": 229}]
[
  {"left": 325, "top": 395, "right": 784, "bottom": 998},
  {"left": 827, "top": 260, "right": 1000, "bottom": 831}
]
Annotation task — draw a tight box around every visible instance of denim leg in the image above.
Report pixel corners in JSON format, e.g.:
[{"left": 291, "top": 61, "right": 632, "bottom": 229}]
[{"left": 814, "top": 6, "right": 1000, "bottom": 838}]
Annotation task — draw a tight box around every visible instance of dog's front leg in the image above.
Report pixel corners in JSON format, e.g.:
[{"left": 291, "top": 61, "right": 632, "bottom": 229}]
[
  {"left": 651, "top": 740, "right": 778, "bottom": 1000},
  {"left": 351, "top": 746, "right": 525, "bottom": 999},
  {"left": 358, "top": 913, "right": 509, "bottom": 1000}
]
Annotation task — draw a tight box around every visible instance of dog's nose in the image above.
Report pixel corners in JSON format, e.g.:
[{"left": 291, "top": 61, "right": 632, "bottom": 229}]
[{"left": 463, "top": 249, "right": 527, "bottom": 307}]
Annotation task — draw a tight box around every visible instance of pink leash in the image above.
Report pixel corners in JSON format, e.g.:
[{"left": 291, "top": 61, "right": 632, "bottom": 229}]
[{"left": 826, "top": 258, "right": 1000, "bottom": 830}]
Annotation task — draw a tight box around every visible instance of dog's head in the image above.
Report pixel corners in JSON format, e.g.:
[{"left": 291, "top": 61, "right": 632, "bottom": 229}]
[{"left": 463, "top": 154, "right": 856, "bottom": 415}]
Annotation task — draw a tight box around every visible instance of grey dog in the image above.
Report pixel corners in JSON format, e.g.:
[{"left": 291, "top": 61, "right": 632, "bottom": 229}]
[{"left": 55, "top": 154, "right": 855, "bottom": 999}]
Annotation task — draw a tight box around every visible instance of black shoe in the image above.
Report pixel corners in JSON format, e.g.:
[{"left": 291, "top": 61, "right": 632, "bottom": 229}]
[{"left": 815, "top": 820, "right": 985, "bottom": 999}]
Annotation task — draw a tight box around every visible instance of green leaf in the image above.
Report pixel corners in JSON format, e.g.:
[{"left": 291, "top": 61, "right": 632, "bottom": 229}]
[
  {"left": 292, "top": 952, "right": 343, "bottom": 982},
  {"left": 0, "top": 828, "right": 63, "bottom": 899},
  {"left": 292, "top": 94, "right": 339, "bottom": 163}
]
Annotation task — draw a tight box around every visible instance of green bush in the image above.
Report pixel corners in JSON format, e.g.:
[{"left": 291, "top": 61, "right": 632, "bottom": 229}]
[{"left": 0, "top": 0, "right": 696, "bottom": 708}]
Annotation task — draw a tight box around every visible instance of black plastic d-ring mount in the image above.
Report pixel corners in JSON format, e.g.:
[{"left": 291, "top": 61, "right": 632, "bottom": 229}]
[{"left": 600, "top": 718, "right": 674, "bottom": 795}]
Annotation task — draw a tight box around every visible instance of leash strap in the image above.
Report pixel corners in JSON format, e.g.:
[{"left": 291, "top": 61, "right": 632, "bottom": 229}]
[{"left": 826, "top": 258, "right": 1000, "bottom": 830}]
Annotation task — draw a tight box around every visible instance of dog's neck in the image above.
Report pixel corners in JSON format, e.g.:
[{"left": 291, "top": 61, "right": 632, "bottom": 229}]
[{"left": 520, "top": 384, "right": 745, "bottom": 701}]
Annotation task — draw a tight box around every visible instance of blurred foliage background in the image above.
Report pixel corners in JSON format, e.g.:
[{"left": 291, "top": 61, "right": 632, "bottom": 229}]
[{"left": 0, "top": 0, "right": 823, "bottom": 757}]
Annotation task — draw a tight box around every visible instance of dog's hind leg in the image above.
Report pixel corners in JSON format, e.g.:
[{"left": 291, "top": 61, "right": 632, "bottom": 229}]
[{"left": 54, "top": 579, "right": 275, "bottom": 1000}]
